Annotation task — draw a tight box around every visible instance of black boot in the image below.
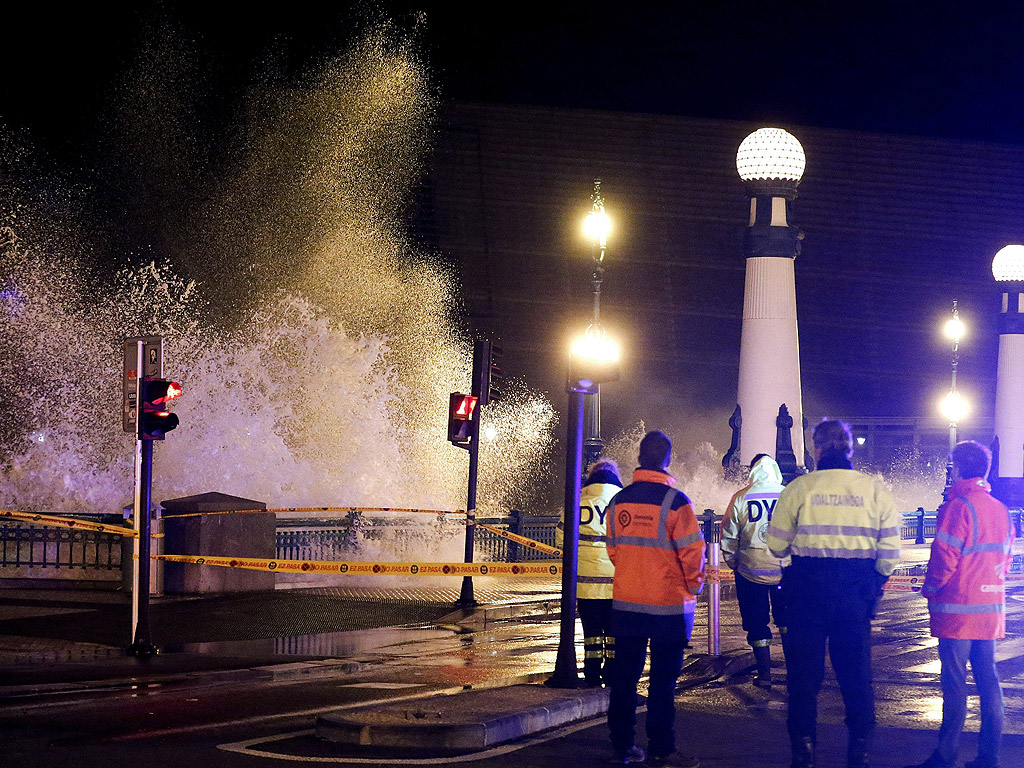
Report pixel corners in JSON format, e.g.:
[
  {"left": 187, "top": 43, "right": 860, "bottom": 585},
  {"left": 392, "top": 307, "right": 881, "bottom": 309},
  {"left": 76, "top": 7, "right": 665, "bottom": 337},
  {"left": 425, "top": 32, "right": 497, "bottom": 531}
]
[
  {"left": 848, "top": 735, "right": 871, "bottom": 768},
  {"left": 752, "top": 644, "right": 772, "bottom": 689},
  {"left": 790, "top": 736, "right": 814, "bottom": 768}
]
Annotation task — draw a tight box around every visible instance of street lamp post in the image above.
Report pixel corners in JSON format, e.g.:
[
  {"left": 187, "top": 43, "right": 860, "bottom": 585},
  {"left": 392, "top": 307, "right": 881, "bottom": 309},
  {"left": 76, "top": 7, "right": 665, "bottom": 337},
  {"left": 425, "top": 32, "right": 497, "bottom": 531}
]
[
  {"left": 548, "top": 330, "right": 620, "bottom": 689},
  {"left": 940, "top": 301, "right": 967, "bottom": 497},
  {"left": 582, "top": 180, "right": 611, "bottom": 470}
]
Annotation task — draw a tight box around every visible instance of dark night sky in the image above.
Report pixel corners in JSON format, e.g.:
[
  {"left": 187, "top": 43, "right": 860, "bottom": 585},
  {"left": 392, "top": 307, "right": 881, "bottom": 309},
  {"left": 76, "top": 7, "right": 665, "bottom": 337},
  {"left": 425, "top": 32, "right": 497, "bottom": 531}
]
[{"left": 2, "top": 1, "right": 1024, "bottom": 157}]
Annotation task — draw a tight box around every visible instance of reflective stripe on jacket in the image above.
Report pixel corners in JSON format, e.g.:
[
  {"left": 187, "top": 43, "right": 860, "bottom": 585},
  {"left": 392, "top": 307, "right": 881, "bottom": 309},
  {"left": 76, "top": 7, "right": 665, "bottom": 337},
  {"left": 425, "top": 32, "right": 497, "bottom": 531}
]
[
  {"left": 766, "top": 468, "right": 901, "bottom": 577},
  {"left": 606, "top": 469, "right": 705, "bottom": 620},
  {"left": 721, "top": 455, "right": 789, "bottom": 585},
  {"left": 923, "top": 478, "right": 1014, "bottom": 640},
  {"left": 556, "top": 477, "right": 620, "bottom": 599}
]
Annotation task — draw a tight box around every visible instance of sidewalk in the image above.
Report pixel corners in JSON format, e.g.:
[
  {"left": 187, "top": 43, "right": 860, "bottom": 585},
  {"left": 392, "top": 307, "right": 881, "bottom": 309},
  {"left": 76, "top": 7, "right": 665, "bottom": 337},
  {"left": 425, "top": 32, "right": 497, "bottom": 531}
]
[
  {"left": 0, "top": 578, "right": 751, "bottom": 714},
  {"left": 0, "top": 579, "right": 569, "bottom": 689}
]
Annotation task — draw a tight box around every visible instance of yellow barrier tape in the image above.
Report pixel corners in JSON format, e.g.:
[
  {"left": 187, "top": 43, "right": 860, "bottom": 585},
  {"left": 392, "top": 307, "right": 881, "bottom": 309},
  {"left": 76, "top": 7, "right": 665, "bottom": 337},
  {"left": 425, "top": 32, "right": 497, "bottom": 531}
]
[
  {"left": 705, "top": 566, "right": 735, "bottom": 584},
  {"left": 475, "top": 523, "right": 562, "bottom": 557},
  {"left": 0, "top": 509, "right": 138, "bottom": 538},
  {"left": 161, "top": 506, "right": 471, "bottom": 519},
  {"left": 883, "top": 573, "right": 1024, "bottom": 591},
  {"left": 155, "top": 553, "right": 562, "bottom": 577},
  {"left": 883, "top": 575, "right": 925, "bottom": 593}
]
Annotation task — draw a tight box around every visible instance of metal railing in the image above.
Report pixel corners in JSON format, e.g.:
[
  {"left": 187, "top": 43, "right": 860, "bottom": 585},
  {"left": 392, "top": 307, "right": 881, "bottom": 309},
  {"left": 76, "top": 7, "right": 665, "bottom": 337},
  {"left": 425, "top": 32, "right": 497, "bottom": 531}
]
[
  {"left": 3, "top": 507, "right": 1020, "bottom": 573},
  {"left": 275, "top": 511, "right": 561, "bottom": 564},
  {"left": 0, "top": 519, "right": 124, "bottom": 571},
  {"left": 900, "top": 508, "right": 1023, "bottom": 544}
]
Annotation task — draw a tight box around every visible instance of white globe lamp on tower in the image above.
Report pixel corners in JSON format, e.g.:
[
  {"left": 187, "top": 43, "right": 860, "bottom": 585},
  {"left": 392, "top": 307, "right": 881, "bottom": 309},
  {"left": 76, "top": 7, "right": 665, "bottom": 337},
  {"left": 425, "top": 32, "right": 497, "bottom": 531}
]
[{"left": 727, "top": 128, "right": 808, "bottom": 481}]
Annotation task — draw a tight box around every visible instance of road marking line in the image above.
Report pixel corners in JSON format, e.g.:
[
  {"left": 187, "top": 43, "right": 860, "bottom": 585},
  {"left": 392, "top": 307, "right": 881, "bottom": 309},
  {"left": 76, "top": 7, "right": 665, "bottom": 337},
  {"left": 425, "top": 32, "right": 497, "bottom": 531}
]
[{"left": 336, "top": 683, "right": 423, "bottom": 689}]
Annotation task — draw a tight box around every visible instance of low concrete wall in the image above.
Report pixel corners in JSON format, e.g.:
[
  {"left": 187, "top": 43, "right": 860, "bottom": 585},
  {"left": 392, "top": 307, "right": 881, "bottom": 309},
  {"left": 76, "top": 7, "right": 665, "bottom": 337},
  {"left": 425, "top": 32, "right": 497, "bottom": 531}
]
[{"left": 162, "top": 492, "right": 275, "bottom": 594}]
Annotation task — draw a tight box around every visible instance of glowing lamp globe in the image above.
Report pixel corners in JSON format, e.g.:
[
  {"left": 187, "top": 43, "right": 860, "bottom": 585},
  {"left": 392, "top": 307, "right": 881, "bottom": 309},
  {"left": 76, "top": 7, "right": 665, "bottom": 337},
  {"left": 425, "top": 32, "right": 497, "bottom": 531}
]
[
  {"left": 584, "top": 209, "right": 611, "bottom": 245},
  {"left": 940, "top": 391, "right": 969, "bottom": 423},
  {"left": 736, "top": 128, "right": 806, "bottom": 182},
  {"left": 571, "top": 333, "right": 620, "bottom": 364},
  {"left": 944, "top": 316, "right": 965, "bottom": 342},
  {"left": 569, "top": 330, "right": 621, "bottom": 388},
  {"left": 992, "top": 244, "right": 1024, "bottom": 282}
]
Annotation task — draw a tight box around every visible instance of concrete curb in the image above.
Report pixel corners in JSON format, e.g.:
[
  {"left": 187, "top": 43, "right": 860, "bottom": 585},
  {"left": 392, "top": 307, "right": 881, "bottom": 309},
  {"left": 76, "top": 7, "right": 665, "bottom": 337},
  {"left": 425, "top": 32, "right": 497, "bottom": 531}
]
[
  {"left": 316, "top": 684, "right": 610, "bottom": 749},
  {"left": 315, "top": 648, "right": 755, "bottom": 751},
  {"left": 0, "top": 658, "right": 363, "bottom": 703}
]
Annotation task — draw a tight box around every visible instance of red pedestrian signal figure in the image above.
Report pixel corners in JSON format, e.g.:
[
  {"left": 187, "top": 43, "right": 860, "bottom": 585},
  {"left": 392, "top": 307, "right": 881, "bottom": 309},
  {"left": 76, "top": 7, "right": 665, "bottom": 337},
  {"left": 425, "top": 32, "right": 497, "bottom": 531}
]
[
  {"left": 447, "top": 393, "right": 478, "bottom": 444},
  {"left": 139, "top": 379, "right": 182, "bottom": 440}
]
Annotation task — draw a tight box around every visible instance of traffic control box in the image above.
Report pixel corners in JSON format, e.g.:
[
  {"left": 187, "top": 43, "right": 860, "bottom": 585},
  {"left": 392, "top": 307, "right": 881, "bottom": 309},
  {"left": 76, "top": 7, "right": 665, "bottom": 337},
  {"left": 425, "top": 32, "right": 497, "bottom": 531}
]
[{"left": 161, "top": 492, "right": 275, "bottom": 594}]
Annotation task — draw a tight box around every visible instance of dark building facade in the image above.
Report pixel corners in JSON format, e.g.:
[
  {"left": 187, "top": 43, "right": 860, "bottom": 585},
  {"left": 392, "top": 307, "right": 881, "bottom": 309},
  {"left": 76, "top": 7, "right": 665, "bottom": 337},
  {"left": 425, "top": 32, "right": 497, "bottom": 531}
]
[{"left": 414, "top": 102, "right": 1024, "bottom": 464}]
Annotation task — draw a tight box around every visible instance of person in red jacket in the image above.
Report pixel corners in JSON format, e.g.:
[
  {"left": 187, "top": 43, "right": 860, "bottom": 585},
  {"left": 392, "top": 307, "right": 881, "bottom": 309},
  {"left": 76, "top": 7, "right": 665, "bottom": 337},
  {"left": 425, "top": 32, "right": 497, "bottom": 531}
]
[
  {"left": 903, "top": 441, "right": 1015, "bottom": 768},
  {"left": 605, "top": 430, "right": 705, "bottom": 767}
]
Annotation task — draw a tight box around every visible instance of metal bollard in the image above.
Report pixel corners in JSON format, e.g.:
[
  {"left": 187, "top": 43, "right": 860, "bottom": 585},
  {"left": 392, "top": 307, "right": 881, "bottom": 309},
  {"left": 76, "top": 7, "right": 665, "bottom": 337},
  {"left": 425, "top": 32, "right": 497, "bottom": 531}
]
[
  {"left": 707, "top": 539, "right": 721, "bottom": 656},
  {"left": 915, "top": 507, "right": 926, "bottom": 545}
]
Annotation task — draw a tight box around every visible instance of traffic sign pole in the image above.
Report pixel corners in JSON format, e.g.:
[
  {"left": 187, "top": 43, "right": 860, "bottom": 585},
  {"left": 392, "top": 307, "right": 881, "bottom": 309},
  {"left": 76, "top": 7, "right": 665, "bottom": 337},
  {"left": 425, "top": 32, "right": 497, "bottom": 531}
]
[{"left": 126, "top": 336, "right": 164, "bottom": 658}]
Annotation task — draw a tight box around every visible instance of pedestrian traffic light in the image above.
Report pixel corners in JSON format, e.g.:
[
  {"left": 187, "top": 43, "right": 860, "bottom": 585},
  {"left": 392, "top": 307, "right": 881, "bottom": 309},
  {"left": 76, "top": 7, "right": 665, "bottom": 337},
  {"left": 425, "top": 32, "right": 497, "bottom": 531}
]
[
  {"left": 472, "top": 338, "right": 503, "bottom": 406},
  {"left": 447, "top": 392, "right": 477, "bottom": 444},
  {"left": 139, "top": 378, "right": 182, "bottom": 440},
  {"left": 487, "top": 343, "right": 503, "bottom": 404}
]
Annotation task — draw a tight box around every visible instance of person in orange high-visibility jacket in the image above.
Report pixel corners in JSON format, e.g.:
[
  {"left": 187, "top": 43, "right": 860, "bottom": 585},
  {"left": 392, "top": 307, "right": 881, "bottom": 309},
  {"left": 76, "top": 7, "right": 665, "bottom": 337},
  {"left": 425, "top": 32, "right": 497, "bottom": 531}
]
[
  {"left": 902, "top": 441, "right": 1015, "bottom": 768},
  {"left": 604, "top": 430, "right": 705, "bottom": 767},
  {"left": 555, "top": 457, "right": 622, "bottom": 687}
]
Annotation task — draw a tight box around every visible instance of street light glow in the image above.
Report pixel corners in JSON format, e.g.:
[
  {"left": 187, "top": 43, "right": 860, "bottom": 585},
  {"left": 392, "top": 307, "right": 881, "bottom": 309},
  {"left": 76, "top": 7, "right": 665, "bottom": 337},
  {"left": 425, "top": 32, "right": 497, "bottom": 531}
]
[
  {"left": 736, "top": 127, "right": 806, "bottom": 182},
  {"left": 583, "top": 209, "right": 611, "bottom": 247},
  {"left": 940, "top": 391, "right": 969, "bottom": 423},
  {"left": 571, "top": 333, "right": 620, "bottom": 364},
  {"left": 944, "top": 316, "right": 965, "bottom": 342},
  {"left": 992, "top": 244, "right": 1024, "bottom": 282}
]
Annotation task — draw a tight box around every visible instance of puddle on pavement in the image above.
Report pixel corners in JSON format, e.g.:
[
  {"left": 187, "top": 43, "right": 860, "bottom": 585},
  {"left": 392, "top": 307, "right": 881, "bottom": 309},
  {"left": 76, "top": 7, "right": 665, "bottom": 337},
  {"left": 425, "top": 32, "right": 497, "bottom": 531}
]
[{"left": 168, "top": 625, "right": 457, "bottom": 657}]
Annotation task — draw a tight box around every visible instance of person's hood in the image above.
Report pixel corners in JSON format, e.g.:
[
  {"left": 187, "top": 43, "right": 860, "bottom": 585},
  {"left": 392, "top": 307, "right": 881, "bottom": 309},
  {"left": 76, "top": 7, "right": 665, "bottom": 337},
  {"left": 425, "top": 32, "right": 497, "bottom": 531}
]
[
  {"left": 584, "top": 468, "right": 623, "bottom": 488},
  {"left": 748, "top": 455, "right": 783, "bottom": 486}
]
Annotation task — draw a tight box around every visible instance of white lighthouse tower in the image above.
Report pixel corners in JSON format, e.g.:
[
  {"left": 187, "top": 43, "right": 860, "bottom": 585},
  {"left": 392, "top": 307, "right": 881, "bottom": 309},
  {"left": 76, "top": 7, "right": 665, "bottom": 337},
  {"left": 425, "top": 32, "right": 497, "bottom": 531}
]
[
  {"left": 991, "top": 244, "right": 1024, "bottom": 508},
  {"left": 732, "top": 128, "right": 807, "bottom": 479}
]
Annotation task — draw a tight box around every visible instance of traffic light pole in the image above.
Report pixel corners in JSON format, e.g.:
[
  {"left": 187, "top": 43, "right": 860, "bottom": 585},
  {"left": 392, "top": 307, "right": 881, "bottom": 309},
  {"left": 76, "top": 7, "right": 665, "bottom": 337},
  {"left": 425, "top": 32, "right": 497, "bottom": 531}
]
[
  {"left": 127, "top": 438, "right": 157, "bottom": 657},
  {"left": 457, "top": 409, "right": 480, "bottom": 607},
  {"left": 548, "top": 385, "right": 585, "bottom": 688}
]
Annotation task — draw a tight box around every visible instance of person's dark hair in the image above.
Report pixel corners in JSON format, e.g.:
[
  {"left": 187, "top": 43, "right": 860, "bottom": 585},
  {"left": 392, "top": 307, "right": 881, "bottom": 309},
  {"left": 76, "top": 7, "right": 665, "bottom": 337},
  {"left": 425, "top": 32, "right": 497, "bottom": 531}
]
[
  {"left": 812, "top": 420, "right": 853, "bottom": 459},
  {"left": 750, "top": 453, "right": 770, "bottom": 466},
  {"left": 638, "top": 430, "right": 672, "bottom": 470},
  {"left": 951, "top": 440, "right": 991, "bottom": 480}
]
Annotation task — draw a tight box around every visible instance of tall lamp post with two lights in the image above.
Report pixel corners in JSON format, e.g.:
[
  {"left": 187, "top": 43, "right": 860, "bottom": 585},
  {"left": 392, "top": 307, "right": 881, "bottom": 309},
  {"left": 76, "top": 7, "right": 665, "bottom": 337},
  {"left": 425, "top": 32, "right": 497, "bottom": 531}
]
[
  {"left": 547, "top": 330, "right": 621, "bottom": 688},
  {"left": 582, "top": 180, "right": 612, "bottom": 470},
  {"left": 939, "top": 301, "right": 968, "bottom": 498}
]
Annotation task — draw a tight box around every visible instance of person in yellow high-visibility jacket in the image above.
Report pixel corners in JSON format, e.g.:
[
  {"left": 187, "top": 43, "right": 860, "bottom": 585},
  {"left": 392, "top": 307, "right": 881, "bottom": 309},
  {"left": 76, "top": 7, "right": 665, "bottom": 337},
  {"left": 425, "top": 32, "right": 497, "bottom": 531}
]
[
  {"left": 767, "top": 420, "right": 901, "bottom": 768},
  {"left": 556, "top": 457, "right": 622, "bottom": 686}
]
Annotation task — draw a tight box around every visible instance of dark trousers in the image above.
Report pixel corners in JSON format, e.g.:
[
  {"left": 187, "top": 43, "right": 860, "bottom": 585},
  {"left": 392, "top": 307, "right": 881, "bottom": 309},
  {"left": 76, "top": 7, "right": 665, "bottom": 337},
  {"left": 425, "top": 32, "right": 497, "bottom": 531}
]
[
  {"left": 735, "top": 572, "right": 788, "bottom": 646},
  {"left": 578, "top": 598, "right": 613, "bottom": 685},
  {"left": 784, "top": 558, "right": 879, "bottom": 746},
  {"left": 608, "top": 635, "right": 686, "bottom": 756},
  {"left": 935, "top": 638, "right": 1004, "bottom": 765}
]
